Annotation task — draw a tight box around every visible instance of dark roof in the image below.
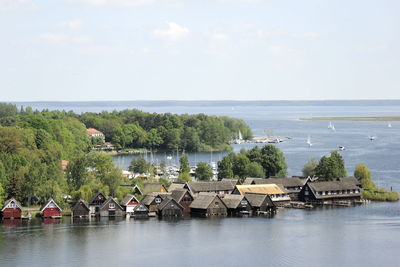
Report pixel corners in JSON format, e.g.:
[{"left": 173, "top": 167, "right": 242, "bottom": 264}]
[
  {"left": 120, "top": 194, "right": 139, "bottom": 206},
  {"left": 248, "top": 177, "right": 305, "bottom": 187},
  {"left": 143, "top": 183, "right": 168, "bottom": 193},
  {"left": 244, "top": 193, "right": 274, "bottom": 208},
  {"left": 186, "top": 181, "right": 235, "bottom": 193},
  {"left": 141, "top": 192, "right": 171, "bottom": 206},
  {"left": 157, "top": 197, "right": 183, "bottom": 211},
  {"left": 1, "top": 198, "right": 22, "bottom": 211},
  {"left": 170, "top": 189, "right": 193, "bottom": 203},
  {"left": 221, "top": 178, "right": 240, "bottom": 187},
  {"left": 338, "top": 177, "right": 361, "bottom": 187},
  {"left": 168, "top": 183, "right": 185, "bottom": 192},
  {"left": 221, "top": 195, "right": 246, "bottom": 209},
  {"left": 100, "top": 197, "right": 124, "bottom": 210},
  {"left": 89, "top": 192, "right": 107, "bottom": 204},
  {"left": 71, "top": 199, "right": 90, "bottom": 211},
  {"left": 133, "top": 203, "right": 149, "bottom": 212},
  {"left": 307, "top": 181, "right": 361, "bottom": 199},
  {"left": 190, "top": 194, "right": 226, "bottom": 209}
]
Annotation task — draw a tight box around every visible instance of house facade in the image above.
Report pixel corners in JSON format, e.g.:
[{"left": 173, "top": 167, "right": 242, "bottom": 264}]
[
  {"left": 244, "top": 193, "right": 276, "bottom": 214},
  {"left": 170, "top": 189, "right": 194, "bottom": 213},
  {"left": 157, "top": 198, "right": 184, "bottom": 218},
  {"left": 1, "top": 198, "right": 22, "bottom": 219},
  {"left": 41, "top": 198, "right": 62, "bottom": 218},
  {"left": 71, "top": 199, "right": 90, "bottom": 218},
  {"left": 190, "top": 194, "right": 228, "bottom": 217},
  {"left": 89, "top": 192, "right": 107, "bottom": 216},
  {"left": 99, "top": 198, "right": 125, "bottom": 217},
  {"left": 232, "top": 184, "right": 291, "bottom": 206},
  {"left": 221, "top": 195, "right": 252, "bottom": 216},
  {"left": 120, "top": 194, "right": 140, "bottom": 214}
]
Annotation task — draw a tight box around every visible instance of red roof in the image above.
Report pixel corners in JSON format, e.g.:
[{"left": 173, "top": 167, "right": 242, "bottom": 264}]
[{"left": 86, "top": 128, "right": 104, "bottom": 135}]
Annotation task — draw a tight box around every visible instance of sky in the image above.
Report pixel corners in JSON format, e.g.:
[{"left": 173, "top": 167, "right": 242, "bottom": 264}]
[{"left": 0, "top": 0, "right": 399, "bottom": 101}]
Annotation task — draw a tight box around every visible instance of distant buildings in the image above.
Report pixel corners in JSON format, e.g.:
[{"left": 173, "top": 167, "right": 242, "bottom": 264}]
[{"left": 86, "top": 128, "right": 105, "bottom": 140}]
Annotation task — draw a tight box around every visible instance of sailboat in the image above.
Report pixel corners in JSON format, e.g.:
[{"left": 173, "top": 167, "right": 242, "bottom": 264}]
[
  {"left": 388, "top": 123, "right": 392, "bottom": 128},
  {"left": 369, "top": 136, "right": 376, "bottom": 141},
  {"left": 331, "top": 124, "right": 336, "bottom": 132},
  {"left": 307, "top": 135, "right": 312, "bottom": 147},
  {"left": 328, "top": 122, "right": 333, "bottom": 129}
]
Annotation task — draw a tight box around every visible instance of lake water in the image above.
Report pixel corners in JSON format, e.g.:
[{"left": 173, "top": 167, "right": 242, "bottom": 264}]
[{"left": 2, "top": 100, "right": 400, "bottom": 266}]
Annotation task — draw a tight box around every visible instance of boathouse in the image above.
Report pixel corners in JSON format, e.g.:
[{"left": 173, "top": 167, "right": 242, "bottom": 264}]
[
  {"left": 299, "top": 180, "right": 362, "bottom": 204},
  {"left": 243, "top": 177, "right": 307, "bottom": 201},
  {"left": 185, "top": 181, "right": 235, "bottom": 196},
  {"left": 244, "top": 193, "right": 276, "bottom": 214},
  {"left": 71, "top": 199, "right": 90, "bottom": 218},
  {"left": 1, "top": 198, "right": 22, "bottom": 219},
  {"left": 41, "top": 198, "right": 62, "bottom": 218},
  {"left": 157, "top": 197, "right": 184, "bottom": 218},
  {"left": 141, "top": 193, "right": 171, "bottom": 213},
  {"left": 120, "top": 194, "right": 140, "bottom": 215},
  {"left": 170, "top": 189, "right": 194, "bottom": 213},
  {"left": 221, "top": 194, "right": 252, "bottom": 216},
  {"left": 99, "top": 198, "right": 125, "bottom": 217},
  {"left": 338, "top": 177, "right": 362, "bottom": 188},
  {"left": 89, "top": 192, "right": 107, "bottom": 215},
  {"left": 232, "top": 184, "right": 291, "bottom": 206},
  {"left": 189, "top": 194, "right": 227, "bottom": 217},
  {"left": 133, "top": 203, "right": 149, "bottom": 218}
]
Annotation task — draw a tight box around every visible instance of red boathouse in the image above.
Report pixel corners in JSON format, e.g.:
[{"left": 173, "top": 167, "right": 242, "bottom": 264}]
[
  {"left": 1, "top": 198, "right": 22, "bottom": 219},
  {"left": 41, "top": 198, "right": 62, "bottom": 218}
]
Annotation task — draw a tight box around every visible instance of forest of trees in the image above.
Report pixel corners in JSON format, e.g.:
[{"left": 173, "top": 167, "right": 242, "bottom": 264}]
[{"left": 0, "top": 103, "right": 252, "bottom": 206}]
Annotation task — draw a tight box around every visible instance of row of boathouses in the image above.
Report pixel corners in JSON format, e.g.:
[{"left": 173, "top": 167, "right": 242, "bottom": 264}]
[{"left": 1, "top": 176, "right": 363, "bottom": 220}]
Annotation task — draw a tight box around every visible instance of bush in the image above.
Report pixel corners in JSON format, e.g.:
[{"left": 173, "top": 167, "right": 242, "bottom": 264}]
[{"left": 362, "top": 188, "right": 399, "bottom": 201}]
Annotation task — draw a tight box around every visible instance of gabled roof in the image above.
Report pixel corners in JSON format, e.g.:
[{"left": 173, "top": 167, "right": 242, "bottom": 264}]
[
  {"left": 89, "top": 192, "right": 107, "bottom": 205},
  {"left": 141, "top": 192, "right": 171, "bottom": 206},
  {"left": 143, "top": 183, "right": 168, "bottom": 193},
  {"left": 71, "top": 199, "right": 90, "bottom": 211},
  {"left": 120, "top": 194, "right": 139, "bottom": 206},
  {"left": 133, "top": 185, "right": 143, "bottom": 195},
  {"left": 246, "top": 177, "right": 305, "bottom": 187},
  {"left": 40, "top": 198, "right": 62, "bottom": 212},
  {"left": 186, "top": 181, "right": 235, "bottom": 193},
  {"left": 157, "top": 197, "right": 184, "bottom": 211},
  {"left": 244, "top": 193, "right": 274, "bottom": 208},
  {"left": 189, "top": 194, "right": 227, "bottom": 209},
  {"left": 133, "top": 203, "right": 149, "bottom": 212},
  {"left": 87, "top": 128, "right": 104, "bottom": 135},
  {"left": 338, "top": 177, "right": 362, "bottom": 187},
  {"left": 221, "top": 178, "right": 240, "bottom": 187},
  {"left": 168, "top": 183, "right": 185, "bottom": 192},
  {"left": 221, "top": 194, "right": 247, "bottom": 209},
  {"left": 100, "top": 197, "right": 124, "bottom": 210},
  {"left": 308, "top": 181, "right": 360, "bottom": 192},
  {"left": 170, "top": 189, "right": 193, "bottom": 203},
  {"left": 234, "top": 184, "right": 287, "bottom": 195},
  {"left": 1, "top": 198, "right": 22, "bottom": 211}
]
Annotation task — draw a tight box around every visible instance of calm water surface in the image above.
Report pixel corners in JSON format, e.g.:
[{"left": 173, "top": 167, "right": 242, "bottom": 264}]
[{"left": 2, "top": 101, "right": 400, "bottom": 266}]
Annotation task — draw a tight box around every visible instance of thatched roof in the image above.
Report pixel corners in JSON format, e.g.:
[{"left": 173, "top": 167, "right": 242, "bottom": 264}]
[
  {"left": 170, "top": 189, "right": 193, "bottom": 203},
  {"left": 186, "top": 181, "right": 235, "bottom": 193},
  {"left": 337, "top": 177, "right": 362, "bottom": 187},
  {"left": 306, "top": 181, "right": 361, "bottom": 199},
  {"left": 234, "top": 184, "right": 287, "bottom": 195},
  {"left": 221, "top": 178, "right": 240, "bottom": 187},
  {"left": 245, "top": 177, "right": 305, "bottom": 188},
  {"left": 168, "top": 183, "right": 185, "bottom": 192},
  {"left": 190, "top": 194, "right": 225, "bottom": 209},
  {"left": 221, "top": 194, "right": 246, "bottom": 209},
  {"left": 120, "top": 194, "right": 139, "bottom": 206},
  {"left": 244, "top": 193, "right": 274, "bottom": 208}
]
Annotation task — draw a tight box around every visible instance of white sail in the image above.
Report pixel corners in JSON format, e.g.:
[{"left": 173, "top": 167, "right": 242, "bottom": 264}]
[
  {"left": 307, "top": 135, "right": 312, "bottom": 147},
  {"left": 331, "top": 124, "right": 336, "bottom": 132},
  {"left": 238, "top": 130, "right": 243, "bottom": 140},
  {"left": 388, "top": 123, "right": 392, "bottom": 128},
  {"left": 328, "top": 122, "right": 333, "bottom": 129}
]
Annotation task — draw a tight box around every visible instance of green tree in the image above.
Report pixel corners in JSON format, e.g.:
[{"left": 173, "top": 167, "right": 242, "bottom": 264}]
[
  {"left": 217, "top": 153, "right": 235, "bottom": 180},
  {"left": 129, "top": 157, "right": 149, "bottom": 173},
  {"left": 245, "top": 162, "right": 265, "bottom": 178},
  {"left": 232, "top": 154, "right": 250, "bottom": 179},
  {"left": 259, "top": 145, "right": 287, "bottom": 177},
  {"left": 0, "top": 183, "right": 6, "bottom": 208},
  {"left": 177, "top": 172, "right": 192, "bottom": 183},
  {"left": 302, "top": 158, "right": 319, "bottom": 177},
  {"left": 195, "top": 162, "right": 213, "bottom": 181},
  {"left": 102, "top": 168, "right": 122, "bottom": 197},
  {"left": 354, "top": 163, "right": 375, "bottom": 189},
  {"left": 179, "top": 154, "right": 190, "bottom": 174},
  {"left": 67, "top": 155, "right": 89, "bottom": 190},
  {"left": 315, "top": 151, "right": 347, "bottom": 181}
]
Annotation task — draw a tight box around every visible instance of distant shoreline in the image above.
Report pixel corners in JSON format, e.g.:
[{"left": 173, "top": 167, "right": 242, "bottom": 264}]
[{"left": 300, "top": 116, "right": 400, "bottom": 121}]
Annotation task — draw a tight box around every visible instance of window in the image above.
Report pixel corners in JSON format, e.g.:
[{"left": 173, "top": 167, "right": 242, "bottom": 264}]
[
  {"left": 109, "top": 203, "right": 115, "bottom": 209},
  {"left": 215, "top": 202, "right": 219, "bottom": 206},
  {"left": 155, "top": 198, "right": 161, "bottom": 204},
  {"left": 10, "top": 202, "right": 16, "bottom": 208}
]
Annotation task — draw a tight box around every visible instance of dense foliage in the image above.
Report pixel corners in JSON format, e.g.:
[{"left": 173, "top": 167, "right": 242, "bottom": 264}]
[
  {"left": 195, "top": 162, "right": 213, "bottom": 181},
  {"left": 315, "top": 151, "right": 347, "bottom": 181},
  {"left": 218, "top": 145, "right": 287, "bottom": 181},
  {"left": 354, "top": 163, "right": 399, "bottom": 201},
  {"left": 78, "top": 109, "right": 253, "bottom": 152},
  {"left": 302, "top": 158, "right": 319, "bottom": 177}
]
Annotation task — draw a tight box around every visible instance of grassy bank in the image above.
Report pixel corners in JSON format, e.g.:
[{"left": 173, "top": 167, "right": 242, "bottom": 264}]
[
  {"left": 362, "top": 188, "right": 399, "bottom": 201},
  {"left": 300, "top": 116, "right": 400, "bottom": 121}
]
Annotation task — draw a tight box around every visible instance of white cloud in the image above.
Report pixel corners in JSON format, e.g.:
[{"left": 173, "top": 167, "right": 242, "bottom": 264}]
[
  {"left": 58, "top": 19, "right": 83, "bottom": 30},
  {"left": 291, "top": 32, "right": 319, "bottom": 39},
  {"left": 40, "top": 33, "right": 68, "bottom": 44},
  {"left": 153, "top": 22, "right": 189, "bottom": 41},
  {"left": 0, "top": 0, "right": 35, "bottom": 11}
]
